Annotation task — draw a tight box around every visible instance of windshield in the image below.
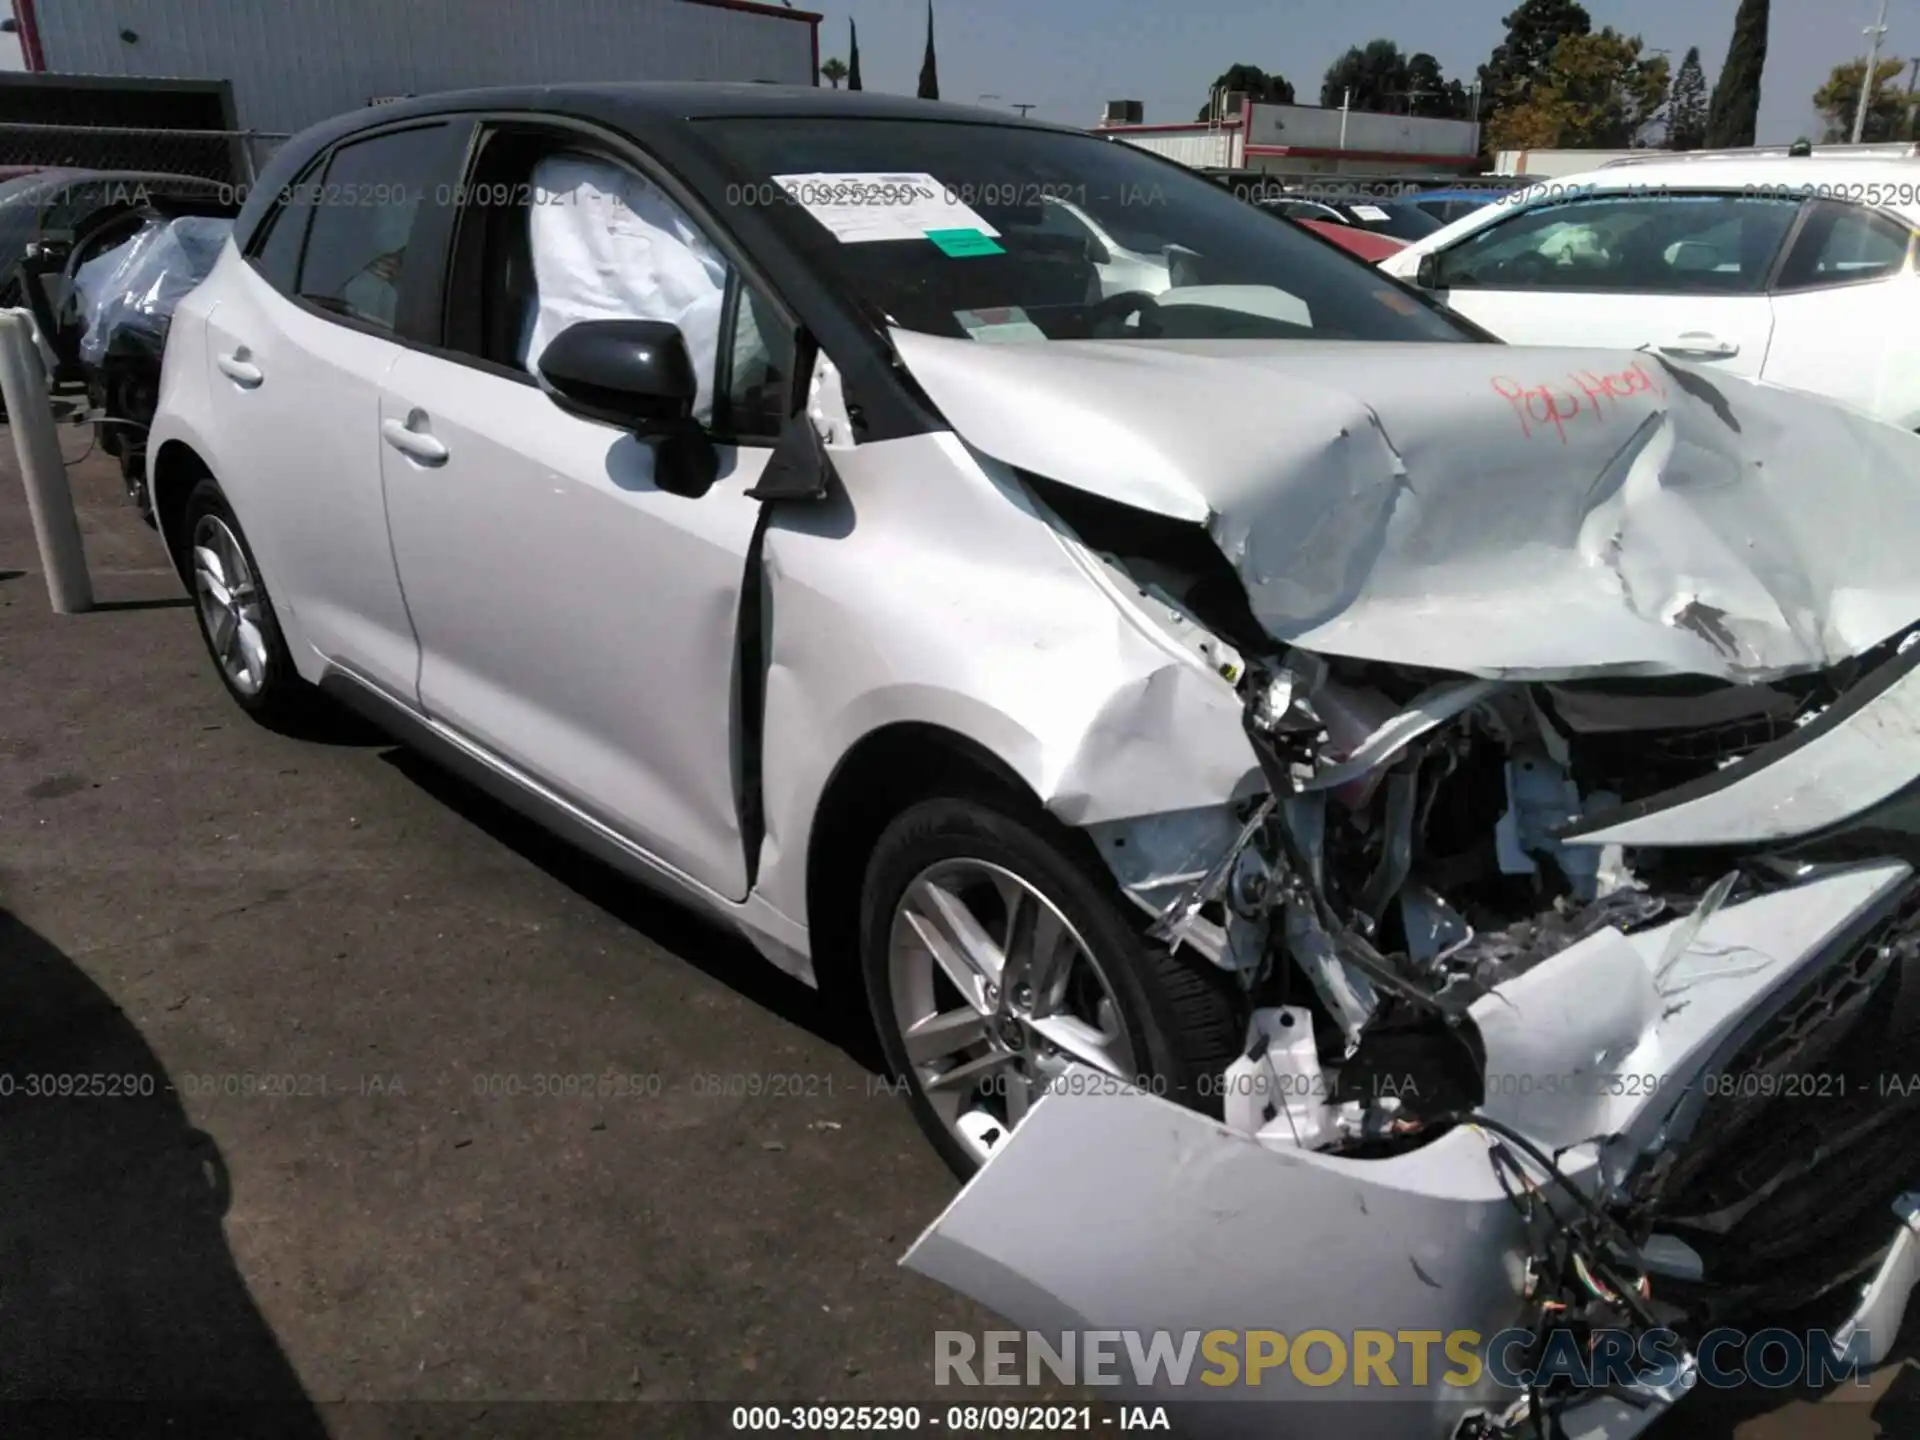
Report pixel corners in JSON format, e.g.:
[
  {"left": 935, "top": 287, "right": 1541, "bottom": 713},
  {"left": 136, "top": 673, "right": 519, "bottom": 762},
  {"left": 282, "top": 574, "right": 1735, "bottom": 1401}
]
[
  {"left": 696, "top": 118, "right": 1473, "bottom": 346},
  {"left": 1339, "top": 201, "right": 1444, "bottom": 241}
]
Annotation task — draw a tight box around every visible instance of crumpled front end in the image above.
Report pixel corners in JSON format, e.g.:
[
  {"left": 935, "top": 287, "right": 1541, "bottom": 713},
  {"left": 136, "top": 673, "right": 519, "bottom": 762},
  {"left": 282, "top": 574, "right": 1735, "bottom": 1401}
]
[{"left": 889, "top": 333, "right": 1920, "bottom": 1438}]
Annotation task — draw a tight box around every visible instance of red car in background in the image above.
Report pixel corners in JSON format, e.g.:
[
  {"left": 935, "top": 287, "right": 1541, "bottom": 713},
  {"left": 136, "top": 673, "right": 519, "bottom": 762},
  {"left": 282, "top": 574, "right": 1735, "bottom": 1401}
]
[{"left": 1295, "top": 217, "right": 1408, "bottom": 263}]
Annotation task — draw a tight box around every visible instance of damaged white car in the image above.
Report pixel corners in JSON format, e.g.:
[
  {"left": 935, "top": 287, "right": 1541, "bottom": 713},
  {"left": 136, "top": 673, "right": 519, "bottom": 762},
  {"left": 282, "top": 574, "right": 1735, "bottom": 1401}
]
[{"left": 147, "top": 86, "right": 1920, "bottom": 1438}]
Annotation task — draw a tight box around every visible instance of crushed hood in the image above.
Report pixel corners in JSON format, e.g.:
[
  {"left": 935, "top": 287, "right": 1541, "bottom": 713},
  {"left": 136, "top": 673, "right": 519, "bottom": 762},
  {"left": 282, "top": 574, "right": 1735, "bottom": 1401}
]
[{"left": 890, "top": 330, "right": 1920, "bottom": 680}]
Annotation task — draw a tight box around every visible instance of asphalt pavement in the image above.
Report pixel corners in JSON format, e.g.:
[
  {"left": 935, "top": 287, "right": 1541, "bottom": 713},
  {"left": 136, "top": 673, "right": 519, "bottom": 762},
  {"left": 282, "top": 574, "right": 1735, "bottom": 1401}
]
[{"left": 0, "top": 423, "right": 1909, "bottom": 1439}]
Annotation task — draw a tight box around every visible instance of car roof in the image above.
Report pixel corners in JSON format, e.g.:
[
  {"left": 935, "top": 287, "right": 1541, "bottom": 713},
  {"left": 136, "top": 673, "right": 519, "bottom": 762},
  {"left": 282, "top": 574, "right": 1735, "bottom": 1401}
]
[
  {"left": 237, "top": 82, "right": 1100, "bottom": 252},
  {"left": 1516, "top": 155, "right": 1920, "bottom": 194},
  {"left": 297, "top": 82, "right": 1071, "bottom": 151}
]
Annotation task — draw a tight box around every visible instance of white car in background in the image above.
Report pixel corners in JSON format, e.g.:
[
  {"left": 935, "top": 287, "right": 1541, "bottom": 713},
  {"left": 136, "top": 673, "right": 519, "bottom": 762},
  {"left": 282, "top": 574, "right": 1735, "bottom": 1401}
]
[{"left": 1383, "top": 155, "right": 1920, "bottom": 427}]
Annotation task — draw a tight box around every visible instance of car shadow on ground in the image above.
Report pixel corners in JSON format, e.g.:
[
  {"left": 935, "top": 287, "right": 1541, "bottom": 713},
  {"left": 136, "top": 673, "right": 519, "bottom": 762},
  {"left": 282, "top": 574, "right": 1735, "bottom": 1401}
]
[
  {"left": 0, "top": 905, "right": 327, "bottom": 1434},
  {"left": 376, "top": 746, "right": 889, "bottom": 1076}
]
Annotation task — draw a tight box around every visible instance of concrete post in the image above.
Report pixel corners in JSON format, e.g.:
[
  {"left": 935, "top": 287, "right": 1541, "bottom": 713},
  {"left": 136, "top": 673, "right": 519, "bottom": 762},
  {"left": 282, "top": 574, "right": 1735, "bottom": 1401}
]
[{"left": 0, "top": 309, "right": 92, "bottom": 614}]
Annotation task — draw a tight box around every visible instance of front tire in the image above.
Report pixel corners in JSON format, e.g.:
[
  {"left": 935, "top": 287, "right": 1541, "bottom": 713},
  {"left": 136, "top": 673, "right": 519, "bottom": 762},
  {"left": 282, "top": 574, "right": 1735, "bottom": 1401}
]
[
  {"left": 181, "top": 477, "right": 318, "bottom": 730},
  {"left": 860, "top": 795, "right": 1244, "bottom": 1179}
]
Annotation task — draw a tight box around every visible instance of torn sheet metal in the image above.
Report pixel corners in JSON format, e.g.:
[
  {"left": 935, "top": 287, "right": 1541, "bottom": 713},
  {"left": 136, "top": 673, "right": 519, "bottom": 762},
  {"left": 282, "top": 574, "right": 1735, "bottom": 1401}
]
[
  {"left": 889, "top": 330, "right": 1920, "bottom": 682},
  {"left": 904, "top": 862, "right": 1913, "bottom": 1439},
  {"left": 1563, "top": 639, "right": 1920, "bottom": 846}
]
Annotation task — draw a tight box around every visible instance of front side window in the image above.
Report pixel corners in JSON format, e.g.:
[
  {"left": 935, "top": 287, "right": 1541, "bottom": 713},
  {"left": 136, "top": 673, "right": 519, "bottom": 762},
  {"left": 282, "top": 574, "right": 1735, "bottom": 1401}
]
[
  {"left": 442, "top": 135, "right": 793, "bottom": 439},
  {"left": 1438, "top": 192, "right": 1803, "bottom": 294},
  {"left": 696, "top": 117, "right": 1474, "bottom": 346},
  {"left": 295, "top": 125, "right": 451, "bottom": 332},
  {"left": 1776, "top": 200, "right": 1916, "bottom": 291}
]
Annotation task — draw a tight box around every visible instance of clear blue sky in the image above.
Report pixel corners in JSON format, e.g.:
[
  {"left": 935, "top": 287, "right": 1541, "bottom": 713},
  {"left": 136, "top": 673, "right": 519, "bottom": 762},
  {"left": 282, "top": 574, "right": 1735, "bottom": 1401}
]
[{"left": 822, "top": 0, "right": 1901, "bottom": 145}]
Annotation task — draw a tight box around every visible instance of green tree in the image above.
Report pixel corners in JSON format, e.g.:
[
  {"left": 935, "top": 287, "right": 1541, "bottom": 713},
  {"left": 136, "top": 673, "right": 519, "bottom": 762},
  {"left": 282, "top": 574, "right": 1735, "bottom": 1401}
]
[
  {"left": 917, "top": 0, "right": 938, "bottom": 101},
  {"left": 1668, "top": 45, "right": 1708, "bottom": 148},
  {"left": 1321, "top": 39, "right": 1410, "bottom": 111},
  {"left": 847, "top": 17, "right": 862, "bottom": 91},
  {"left": 1705, "top": 0, "right": 1769, "bottom": 146},
  {"left": 819, "top": 56, "right": 848, "bottom": 88},
  {"left": 1479, "top": 0, "right": 1592, "bottom": 110},
  {"left": 1196, "top": 64, "right": 1295, "bottom": 120},
  {"left": 1814, "top": 56, "right": 1909, "bottom": 143},
  {"left": 1485, "top": 28, "right": 1671, "bottom": 150},
  {"left": 1406, "top": 52, "right": 1472, "bottom": 118}
]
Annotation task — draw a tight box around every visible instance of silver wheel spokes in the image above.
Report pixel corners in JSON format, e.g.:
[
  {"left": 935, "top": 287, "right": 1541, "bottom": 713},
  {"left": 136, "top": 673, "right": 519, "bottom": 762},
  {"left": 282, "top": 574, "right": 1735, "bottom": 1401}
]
[
  {"left": 889, "top": 859, "right": 1136, "bottom": 1163},
  {"left": 191, "top": 515, "right": 269, "bottom": 696}
]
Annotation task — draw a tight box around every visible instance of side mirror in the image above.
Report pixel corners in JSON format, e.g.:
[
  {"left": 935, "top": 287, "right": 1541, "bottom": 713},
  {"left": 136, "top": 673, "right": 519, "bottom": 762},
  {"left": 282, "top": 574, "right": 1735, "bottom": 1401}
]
[
  {"left": 1414, "top": 253, "right": 1443, "bottom": 289},
  {"left": 1084, "top": 235, "right": 1113, "bottom": 266},
  {"left": 536, "top": 319, "right": 717, "bottom": 498},
  {"left": 537, "top": 319, "right": 699, "bottom": 432},
  {"left": 1163, "top": 243, "right": 1203, "bottom": 288}
]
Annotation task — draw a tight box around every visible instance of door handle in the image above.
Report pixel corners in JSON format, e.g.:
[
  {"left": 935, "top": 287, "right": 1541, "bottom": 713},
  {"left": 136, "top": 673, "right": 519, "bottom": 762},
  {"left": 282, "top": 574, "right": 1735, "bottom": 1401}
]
[
  {"left": 216, "top": 351, "right": 263, "bottom": 387},
  {"left": 381, "top": 415, "right": 449, "bottom": 465},
  {"left": 1651, "top": 333, "right": 1739, "bottom": 360}
]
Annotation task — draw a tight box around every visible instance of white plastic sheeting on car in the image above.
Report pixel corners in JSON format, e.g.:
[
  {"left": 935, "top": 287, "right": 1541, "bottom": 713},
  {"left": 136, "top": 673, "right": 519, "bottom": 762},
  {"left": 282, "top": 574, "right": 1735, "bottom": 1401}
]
[
  {"left": 520, "top": 153, "right": 729, "bottom": 424},
  {"left": 73, "top": 215, "right": 232, "bottom": 369}
]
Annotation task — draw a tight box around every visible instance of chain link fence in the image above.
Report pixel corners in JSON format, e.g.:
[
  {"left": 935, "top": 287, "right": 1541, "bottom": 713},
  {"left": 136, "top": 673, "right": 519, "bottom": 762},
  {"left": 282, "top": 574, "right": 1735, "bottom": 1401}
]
[{"left": 0, "top": 122, "right": 288, "bottom": 189}]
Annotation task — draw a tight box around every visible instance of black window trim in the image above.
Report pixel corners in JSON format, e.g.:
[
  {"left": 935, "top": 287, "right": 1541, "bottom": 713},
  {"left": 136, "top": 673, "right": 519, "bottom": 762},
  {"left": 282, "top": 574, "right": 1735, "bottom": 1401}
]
[
  {"left": 417, "top": 111, "right": 803, "bottom": 449},
  {"left": 241, "top": 151, "right": 324, "bottom": 289},
  {"left": 1434, "top": 187, "right": 1809, "bottom": 298},
  {"left": 1767, "top": 196, "right": 1920, "bottom": 297},
  {"left": 244, "top": 117, "right": 471, "bottom": 346}
]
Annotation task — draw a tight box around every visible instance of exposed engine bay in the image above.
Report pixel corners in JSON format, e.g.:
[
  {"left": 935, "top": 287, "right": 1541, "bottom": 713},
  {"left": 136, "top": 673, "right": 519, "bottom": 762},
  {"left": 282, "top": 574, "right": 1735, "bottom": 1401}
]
[
  {"left": 866, "top": 327, "right": 1920, "bottom": 1437},
  {"left": 979, "top": 472, "right": 1920, "bottom": 1438}
]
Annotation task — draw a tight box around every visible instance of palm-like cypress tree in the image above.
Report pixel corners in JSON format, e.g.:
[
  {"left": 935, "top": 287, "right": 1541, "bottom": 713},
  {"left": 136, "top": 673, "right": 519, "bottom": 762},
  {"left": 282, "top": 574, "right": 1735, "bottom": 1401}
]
[
  {"left": 917, "top": 2, "right": 939, "bottom": 101},
  {"left": 1705, "top": 0, "right": 1769, "bottom": 146}
]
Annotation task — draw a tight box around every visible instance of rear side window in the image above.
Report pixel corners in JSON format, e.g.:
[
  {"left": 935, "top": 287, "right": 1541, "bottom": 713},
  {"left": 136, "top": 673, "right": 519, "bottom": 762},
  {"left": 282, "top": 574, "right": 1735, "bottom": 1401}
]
[
  {"left": 1438, "top": 192, "right": 1802, "bottom": 295},
  {"left": 1776, "top": 200, "right": 1916, "bottom": 291},
  {"left": 249, "top": 188, "right": 315, "bottom": 293},
  {"left": 294, "top": 125, "right": 453, "bottom": 332}
]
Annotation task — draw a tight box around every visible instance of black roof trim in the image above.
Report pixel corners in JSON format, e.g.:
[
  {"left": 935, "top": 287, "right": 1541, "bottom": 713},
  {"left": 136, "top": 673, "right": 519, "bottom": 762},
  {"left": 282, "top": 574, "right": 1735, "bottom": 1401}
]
[{"left": 236, "top": 83, "right": 1079, "bottom": 251}]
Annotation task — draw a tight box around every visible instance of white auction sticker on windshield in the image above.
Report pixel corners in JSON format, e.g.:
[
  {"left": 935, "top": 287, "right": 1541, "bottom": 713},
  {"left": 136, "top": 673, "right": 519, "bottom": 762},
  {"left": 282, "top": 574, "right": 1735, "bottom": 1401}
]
[
  {"left": 1349, "top": 203, "right": 1392, "bottom": 221},
  {"left": 773, "top": 172, "right": 1001, "bottom": 244}
]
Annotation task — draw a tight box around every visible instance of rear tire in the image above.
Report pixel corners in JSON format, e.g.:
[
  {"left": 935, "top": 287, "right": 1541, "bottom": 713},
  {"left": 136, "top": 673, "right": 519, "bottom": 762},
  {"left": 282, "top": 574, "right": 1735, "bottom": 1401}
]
[
  {"left": 860, "top": 794, "right": 1243, "bottom": 1179},
  {"left": 181, "top": 477, "right": 321, "bottom": 731}
]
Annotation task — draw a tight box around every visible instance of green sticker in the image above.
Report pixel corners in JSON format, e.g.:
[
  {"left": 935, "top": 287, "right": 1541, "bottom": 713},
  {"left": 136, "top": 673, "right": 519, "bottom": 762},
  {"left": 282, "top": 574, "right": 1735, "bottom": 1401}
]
[{"left": 926, "top": 227, "right": 1005, "bottom": 257}]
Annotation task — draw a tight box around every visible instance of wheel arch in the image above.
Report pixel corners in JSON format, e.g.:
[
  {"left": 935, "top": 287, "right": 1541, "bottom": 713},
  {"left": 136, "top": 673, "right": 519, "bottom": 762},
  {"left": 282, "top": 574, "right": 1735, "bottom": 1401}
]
[
  {"left": 802, "top": 721, "right": 1044, "bottom": 1001},
  {"left": 148, "top": 437, "right": 213, "bottom": 584}
]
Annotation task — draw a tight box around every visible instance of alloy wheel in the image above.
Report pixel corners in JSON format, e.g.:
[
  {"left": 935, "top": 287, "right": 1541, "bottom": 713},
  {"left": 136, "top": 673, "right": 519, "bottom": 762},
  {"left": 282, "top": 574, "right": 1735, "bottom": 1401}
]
[
  {"left": 887, "top": 857, "right": 1138, "bottom": 1163},
  {"left": 191, "top": 513, "right": 270, "bottom": 696}
]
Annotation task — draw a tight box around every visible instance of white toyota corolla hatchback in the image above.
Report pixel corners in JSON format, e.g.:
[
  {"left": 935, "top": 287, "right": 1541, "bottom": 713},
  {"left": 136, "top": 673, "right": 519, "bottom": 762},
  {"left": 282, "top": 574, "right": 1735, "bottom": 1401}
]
[{"left": 149, "top": 84, "right": 1920, "bottom": 1438}]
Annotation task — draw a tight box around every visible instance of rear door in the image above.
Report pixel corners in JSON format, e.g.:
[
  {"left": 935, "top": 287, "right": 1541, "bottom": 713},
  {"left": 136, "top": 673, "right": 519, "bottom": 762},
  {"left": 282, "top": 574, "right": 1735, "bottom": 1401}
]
[
  {"left": 1763, "top": 199, "right": 1920, "bottom": 425},
  {"left": 202, "top": 122, "right": 467, "bottom": 697},
  {"left": 1420, "top": 190, "right": 1802, "bottom": 378}
]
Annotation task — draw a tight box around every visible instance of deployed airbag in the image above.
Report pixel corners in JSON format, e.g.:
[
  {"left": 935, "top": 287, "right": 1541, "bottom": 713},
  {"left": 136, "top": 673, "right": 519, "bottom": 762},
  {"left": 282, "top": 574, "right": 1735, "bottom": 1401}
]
[{"left": 522, "top": 154, "right": 728, "bottom": 423}]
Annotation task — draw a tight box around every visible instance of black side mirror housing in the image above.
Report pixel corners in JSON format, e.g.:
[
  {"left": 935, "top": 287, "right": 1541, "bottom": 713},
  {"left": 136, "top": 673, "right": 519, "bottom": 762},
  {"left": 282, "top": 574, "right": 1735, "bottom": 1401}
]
[
  {"left": 537, "top": 318, "right": 717, "bottom": 498},
  {"left": 1415, "top": 253, "right": 1443, "bottom": 289},
  {"left": 537, "top": 319, "right": 699, "bottom": 432}
]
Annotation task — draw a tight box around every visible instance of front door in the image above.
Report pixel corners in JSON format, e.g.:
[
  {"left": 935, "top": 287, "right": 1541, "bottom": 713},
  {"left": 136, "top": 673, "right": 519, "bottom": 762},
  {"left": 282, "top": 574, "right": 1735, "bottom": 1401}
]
[
  {"left": 379, "top": 139, "right": 797, "bottom": 900},
  {"left": 1426, "top": 190, "right": 1803, "bottom": 381}
]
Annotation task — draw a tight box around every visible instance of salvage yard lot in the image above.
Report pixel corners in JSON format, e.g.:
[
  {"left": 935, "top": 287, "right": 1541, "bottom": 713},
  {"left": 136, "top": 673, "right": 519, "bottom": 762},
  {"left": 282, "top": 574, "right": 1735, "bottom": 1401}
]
[{"left": 0, "top": 428, "right": 1910, "bottom": 1437}]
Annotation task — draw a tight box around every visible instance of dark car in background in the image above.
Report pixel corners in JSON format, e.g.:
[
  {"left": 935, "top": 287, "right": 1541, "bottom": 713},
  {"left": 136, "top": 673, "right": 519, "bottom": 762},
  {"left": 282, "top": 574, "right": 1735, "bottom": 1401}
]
[{"left": 1259, "top": 194, "right": 1446, "bottom": 242}]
